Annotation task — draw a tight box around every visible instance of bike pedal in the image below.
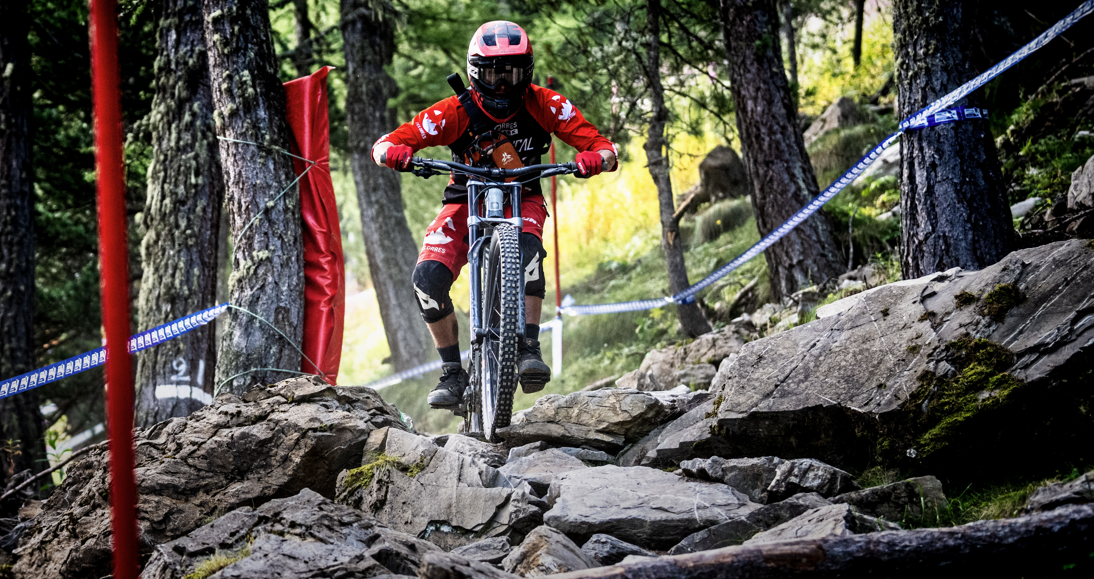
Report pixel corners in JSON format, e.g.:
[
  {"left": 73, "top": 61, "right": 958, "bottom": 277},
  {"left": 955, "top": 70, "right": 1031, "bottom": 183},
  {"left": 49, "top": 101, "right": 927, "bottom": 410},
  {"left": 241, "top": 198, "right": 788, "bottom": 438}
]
[{"left": 520, "top": 372, "right": 550, "bottom": 394}]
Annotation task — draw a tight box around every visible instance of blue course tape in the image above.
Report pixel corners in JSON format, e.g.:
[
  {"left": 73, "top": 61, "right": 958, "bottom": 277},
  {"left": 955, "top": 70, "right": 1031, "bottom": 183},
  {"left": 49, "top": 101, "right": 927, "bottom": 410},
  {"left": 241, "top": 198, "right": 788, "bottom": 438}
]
[
  {"left": 0, "top": 303, "right": 228, "bottom": 400},
  {"left": 561, "top": 0, "right": 1094, "bottom": 317}
]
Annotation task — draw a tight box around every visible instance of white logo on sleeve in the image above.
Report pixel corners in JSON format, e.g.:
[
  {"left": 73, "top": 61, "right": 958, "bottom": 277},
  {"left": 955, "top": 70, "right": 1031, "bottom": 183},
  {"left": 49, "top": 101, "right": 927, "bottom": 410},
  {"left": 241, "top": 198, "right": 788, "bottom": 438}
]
[
  {"left": 525, "top": 254, "right": 541, "bottom": 282},
  {"left": 422, "top": 116, "right": 439, "bottom": 136},
  {"left": 424, "top": 230, "right": 453, "bottom": 246},
  {"left": 415, "top": 286, "right": 440, "bottom": 311},
  {"left": 558, "top": 100, "right": 575, "bottom": 121}
]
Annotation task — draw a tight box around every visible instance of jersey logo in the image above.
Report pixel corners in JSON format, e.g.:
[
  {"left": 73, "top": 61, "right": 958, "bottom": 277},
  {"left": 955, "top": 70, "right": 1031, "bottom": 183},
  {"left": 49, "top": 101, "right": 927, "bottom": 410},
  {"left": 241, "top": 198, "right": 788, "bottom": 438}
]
[
  {"left": 422, "top": 116, "right": 439, "bottom": 136},
  {"left": 501, "top": 151, "right": 513, "bottom": 165},
  {"left": 551, "top": 95, "right": 575, "bottom": 121},
  {"left": 424, "top": 230, "right": 453, "bottom": 245}
]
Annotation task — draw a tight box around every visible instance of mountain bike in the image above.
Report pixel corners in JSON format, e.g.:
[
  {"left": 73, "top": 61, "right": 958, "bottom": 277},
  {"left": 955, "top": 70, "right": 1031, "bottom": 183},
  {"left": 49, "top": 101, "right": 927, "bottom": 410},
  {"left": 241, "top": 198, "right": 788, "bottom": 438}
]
[{"left": 403, "top": 156, "right": 577, "bottom": 441}]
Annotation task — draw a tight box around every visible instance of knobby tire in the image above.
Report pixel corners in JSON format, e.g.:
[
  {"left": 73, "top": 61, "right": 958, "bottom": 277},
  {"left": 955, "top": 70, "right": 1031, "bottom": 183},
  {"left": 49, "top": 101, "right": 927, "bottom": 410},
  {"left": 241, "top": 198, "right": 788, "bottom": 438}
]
[{"left": 474, "top": 224, "right": 521, "bottom": 442}]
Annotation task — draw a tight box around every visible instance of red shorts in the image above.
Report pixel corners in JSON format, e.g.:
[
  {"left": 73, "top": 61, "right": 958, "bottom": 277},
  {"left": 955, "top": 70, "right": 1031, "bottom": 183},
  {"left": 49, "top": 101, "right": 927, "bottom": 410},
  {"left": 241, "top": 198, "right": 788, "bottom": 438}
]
[{"left": 418, "top": 195, "right": 547, "bottom": 279}]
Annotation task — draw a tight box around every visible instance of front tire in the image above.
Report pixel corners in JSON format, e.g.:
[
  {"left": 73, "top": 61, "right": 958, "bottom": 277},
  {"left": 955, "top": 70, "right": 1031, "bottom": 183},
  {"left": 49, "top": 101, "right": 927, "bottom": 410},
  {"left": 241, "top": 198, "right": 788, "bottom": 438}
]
[{"left": 480, "top": 224, "right": 522, "bottom": 442}]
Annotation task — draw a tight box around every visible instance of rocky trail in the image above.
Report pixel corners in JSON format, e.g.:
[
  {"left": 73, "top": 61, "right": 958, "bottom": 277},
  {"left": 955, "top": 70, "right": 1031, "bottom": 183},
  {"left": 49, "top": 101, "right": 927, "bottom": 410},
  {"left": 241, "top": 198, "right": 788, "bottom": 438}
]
[{"left": 1, "top": 240, "right": 1092, "bottom": 578}]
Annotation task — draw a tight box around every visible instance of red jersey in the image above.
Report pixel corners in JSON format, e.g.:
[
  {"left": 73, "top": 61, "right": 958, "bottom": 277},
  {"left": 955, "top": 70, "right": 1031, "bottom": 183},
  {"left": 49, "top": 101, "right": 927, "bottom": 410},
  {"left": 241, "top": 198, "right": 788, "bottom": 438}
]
[{"left": 373, "top": 84, "right": 616, "bottom": 203}]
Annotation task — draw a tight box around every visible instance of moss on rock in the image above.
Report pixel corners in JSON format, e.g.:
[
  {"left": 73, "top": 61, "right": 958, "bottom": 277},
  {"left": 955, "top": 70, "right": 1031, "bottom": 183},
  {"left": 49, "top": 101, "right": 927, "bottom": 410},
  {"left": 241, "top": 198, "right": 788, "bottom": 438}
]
[
  {"left": 343, "top": 452, "right": 431, "bottom": 492},
  {"left": 980, "top": 284, "right": 1026, "bottom": 321}
]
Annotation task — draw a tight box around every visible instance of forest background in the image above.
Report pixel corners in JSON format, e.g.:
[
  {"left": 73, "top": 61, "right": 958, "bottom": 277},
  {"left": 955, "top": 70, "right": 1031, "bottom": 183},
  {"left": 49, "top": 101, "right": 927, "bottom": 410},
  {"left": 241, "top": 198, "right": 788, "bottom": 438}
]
[{"left": 15, "top": 0, "right": 1094, "bottom": 446}]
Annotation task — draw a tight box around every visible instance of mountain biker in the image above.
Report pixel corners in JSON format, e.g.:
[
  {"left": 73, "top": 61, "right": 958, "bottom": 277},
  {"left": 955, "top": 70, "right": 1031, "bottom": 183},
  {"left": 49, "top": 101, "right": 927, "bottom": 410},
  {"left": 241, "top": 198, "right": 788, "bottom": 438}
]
[{"left": 372, "top": 20, "right": 617, "bottom": 411}]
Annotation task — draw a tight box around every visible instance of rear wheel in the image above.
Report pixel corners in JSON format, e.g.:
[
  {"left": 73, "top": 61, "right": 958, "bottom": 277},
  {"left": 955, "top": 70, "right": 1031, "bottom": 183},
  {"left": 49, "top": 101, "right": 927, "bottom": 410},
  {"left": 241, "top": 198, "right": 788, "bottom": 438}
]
[{"left": 478, "top": 224, "right": 522, "bottom": 442}]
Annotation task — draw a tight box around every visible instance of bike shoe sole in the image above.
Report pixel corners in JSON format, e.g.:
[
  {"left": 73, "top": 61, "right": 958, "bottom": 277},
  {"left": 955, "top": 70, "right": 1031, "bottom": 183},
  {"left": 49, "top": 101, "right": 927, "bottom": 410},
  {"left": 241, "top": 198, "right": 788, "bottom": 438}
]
[{"left": 519, "top": 367, "right": 551, "bottom": 394}]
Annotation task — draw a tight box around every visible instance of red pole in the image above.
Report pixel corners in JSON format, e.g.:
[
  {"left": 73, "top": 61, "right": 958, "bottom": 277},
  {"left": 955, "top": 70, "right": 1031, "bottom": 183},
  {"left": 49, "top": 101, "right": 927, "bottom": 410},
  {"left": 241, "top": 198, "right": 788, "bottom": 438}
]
[
  {"left": 90, "top": 0, "right": 140, "bottom": 576},
  {"left": 547, "top": 76, "right": 562, "bottom": 313}
]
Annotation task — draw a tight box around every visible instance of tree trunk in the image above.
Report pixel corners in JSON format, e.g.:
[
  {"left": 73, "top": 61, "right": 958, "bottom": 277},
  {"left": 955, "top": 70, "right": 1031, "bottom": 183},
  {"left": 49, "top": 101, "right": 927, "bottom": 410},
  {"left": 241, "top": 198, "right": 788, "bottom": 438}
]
[
  {"left": 894, "top": 0, "right": 1014, "bottom": 279},
  {"left": 341, "top": 0, "right": 435, "bottom": 370},
  {"left": 645, "top": 0, "right": 712, "bottom": 338},
  {"left": 544, "top": 504, "right": 1094, "bottom": 579},
  {"left": 205, "top": 0, "right": 305, "bottom": 393},
  {"left": 782, "top": 0, "right": 798, "bottom": 98},
  {"left": 851, "top": 0, "right": 865, "bottom": 67},
  {"left": 720, "top": 0, "right": 844, "bottom": 300},
  {"left": 291, "top": 0, "right": 313, "bottom": 78},
  {"left": 0, "top": 0, "right": 45, "bottom": 482},
  {"left": 135, "top": 0, "right": 224, "bottom": 426}
]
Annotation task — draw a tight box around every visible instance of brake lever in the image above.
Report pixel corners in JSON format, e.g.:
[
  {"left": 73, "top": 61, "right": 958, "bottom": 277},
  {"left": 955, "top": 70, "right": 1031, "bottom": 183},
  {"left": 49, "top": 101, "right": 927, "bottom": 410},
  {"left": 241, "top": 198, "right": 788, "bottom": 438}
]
[{"left": 412, "top": 166, "right": 440, "bottom": 178}]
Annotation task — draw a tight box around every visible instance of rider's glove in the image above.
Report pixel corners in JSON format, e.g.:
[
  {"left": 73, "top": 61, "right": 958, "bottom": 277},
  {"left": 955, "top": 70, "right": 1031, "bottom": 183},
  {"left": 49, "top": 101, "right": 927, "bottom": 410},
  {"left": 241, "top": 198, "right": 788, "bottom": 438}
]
[
  {"left": 384, "top": 145, "right": 414, "bottom": 171},
  {"left": 575, "top": 151, "right": 603, "bottom": 179}
]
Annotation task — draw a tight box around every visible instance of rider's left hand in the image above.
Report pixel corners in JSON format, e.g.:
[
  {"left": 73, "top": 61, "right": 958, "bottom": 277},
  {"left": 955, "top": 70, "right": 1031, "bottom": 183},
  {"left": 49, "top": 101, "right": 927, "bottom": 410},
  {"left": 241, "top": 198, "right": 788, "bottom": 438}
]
[{"left": 575, "top": 151, "right": 603, "bottom": 178}]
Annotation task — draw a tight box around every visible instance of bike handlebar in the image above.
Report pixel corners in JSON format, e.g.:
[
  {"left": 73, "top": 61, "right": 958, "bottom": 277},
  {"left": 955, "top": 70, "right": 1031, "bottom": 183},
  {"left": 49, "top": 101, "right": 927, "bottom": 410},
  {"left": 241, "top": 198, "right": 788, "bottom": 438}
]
[{"left": 380, "top": 153, "right": 579, "bottom": 180}]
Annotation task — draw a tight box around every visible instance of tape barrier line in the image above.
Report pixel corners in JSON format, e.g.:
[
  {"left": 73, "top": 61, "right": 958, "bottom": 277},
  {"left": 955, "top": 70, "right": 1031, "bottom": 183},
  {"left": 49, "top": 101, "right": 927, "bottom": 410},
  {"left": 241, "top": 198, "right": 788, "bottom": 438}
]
[
  {"left": 561, "top": 0, "right": 1094, "bottom": 317},
  {"left": 0, "top": 303, "right": 228, "bottom": 400},
  {"left": 360, "top": 319, "right": 560, "bottom": 391}
]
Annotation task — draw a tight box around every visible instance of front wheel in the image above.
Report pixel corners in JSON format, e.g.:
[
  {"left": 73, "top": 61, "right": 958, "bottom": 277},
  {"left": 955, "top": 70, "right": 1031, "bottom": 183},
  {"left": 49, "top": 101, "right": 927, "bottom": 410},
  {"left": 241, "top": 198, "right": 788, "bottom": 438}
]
[{"left": 476, "top": 224, "right": 522, "bottom": 442}]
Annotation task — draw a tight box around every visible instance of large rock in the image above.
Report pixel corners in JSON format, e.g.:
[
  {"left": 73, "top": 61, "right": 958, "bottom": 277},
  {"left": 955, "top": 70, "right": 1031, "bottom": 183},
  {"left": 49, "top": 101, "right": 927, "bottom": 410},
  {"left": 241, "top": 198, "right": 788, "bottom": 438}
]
[
  {"left": 451, "top": 537, "right": 512, "bottom": 565},
  {"left": 765, "top": 459, "right": 860, "bottom": 502},
  {"left": 499, "top": 449, "right": 588, "bottom": 496},
  {"left": 679, "top": 456, "right": 785, "bottom": 503},
  {"left": 142, "top": 488, "right": 439, "bottom": 579},
  {"left": 543, "top": 465, "right": 759, "bottom": 549},
  {"left": 630, "top": 241, "right": 1094, "bottom": 479},
  {"left": 833, "top": 476, "right": 947, "bottom": 522},
  {"left": 698, "top": 145, "right": 750, "bottom": 203},
  {"left": 615, "top": 326, "right": 746, "bottom": 391},
  {"left": 335, "top": 428, "right": 544, "bottom": 551},
  {"left": 743, "top": 503, "right": 900, "bottom": 545},
  {"left": 581, "top": 534, "right": 656, "bottom": 566},
  {"left": 501, "top": 526, "right": 597, "bottom": 577},
  {"left": 853, "top": 141, "right": 900, "bottom": 184},
  {"left": 1068, "top": 153, "right": 1094, "bottom": 211},
  {"left": 444, "top": 434, "right": 508, "bottom": 469},
  {"left": 13, "top": 377, "right": 407, "bottom": 579},
  {"left": 497, "top": 389, "right": 673, "bottom": 452},
  {"left": 420, "top": 552, "right": 520, "bottom": 579},
  {"left": 669, "top": 492, "right": 831, "bottom": 554},
  {"left": 803, "top": 97, "right": 866, "bottom": 147},
  {"left": 1023, "top": 471, "right": 1094, "bottom": 515}
]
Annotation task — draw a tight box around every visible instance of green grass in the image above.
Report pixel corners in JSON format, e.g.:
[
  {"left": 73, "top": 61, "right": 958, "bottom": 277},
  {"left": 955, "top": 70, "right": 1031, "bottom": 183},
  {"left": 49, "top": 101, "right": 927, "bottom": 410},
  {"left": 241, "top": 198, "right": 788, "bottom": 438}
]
[{"left": 184, "top": 543, "right": 252, "bottom": 579}]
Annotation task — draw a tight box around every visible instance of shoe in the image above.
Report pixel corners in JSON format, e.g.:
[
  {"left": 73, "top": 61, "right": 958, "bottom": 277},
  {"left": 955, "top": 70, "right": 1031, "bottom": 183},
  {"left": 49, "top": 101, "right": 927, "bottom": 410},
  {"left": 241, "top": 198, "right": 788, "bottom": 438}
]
[
  {"left": 429, "top": 363, "right": 468, "bottom": 410},
  {"left": 518, "top": 338, "right": 551, "bottom": 394}
]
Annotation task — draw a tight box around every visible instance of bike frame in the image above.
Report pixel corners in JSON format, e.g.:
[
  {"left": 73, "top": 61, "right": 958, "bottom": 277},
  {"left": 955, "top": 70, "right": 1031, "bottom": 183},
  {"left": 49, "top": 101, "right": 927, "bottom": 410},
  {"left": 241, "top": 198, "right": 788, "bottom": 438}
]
[{"left": 466, "top": 180, "right": 527, "bottom": 347}]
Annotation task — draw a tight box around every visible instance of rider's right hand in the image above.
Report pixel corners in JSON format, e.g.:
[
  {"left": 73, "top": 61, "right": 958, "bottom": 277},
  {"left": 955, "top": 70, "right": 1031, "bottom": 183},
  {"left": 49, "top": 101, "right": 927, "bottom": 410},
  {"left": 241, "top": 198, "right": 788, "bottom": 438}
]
[{"left": 384, "top": 144, "right": 414, "bottom": 171}]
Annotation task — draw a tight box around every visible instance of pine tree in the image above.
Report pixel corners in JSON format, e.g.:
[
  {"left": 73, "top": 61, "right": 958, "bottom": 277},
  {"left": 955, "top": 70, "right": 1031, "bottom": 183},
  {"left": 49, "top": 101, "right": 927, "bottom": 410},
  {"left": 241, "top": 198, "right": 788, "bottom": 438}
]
[
  {"left": 720, "top": 0, "right": 844, "bottom": 300},
  {"left": 135, "top": 0, "right": 225, "bottom": 425},
  {"left": 0, "top": 0, "right": 46, "bottom": 482},
  {"left": 204, "top": 0, "right": 305, "bottom": 392},
  {"left": 341, "top": 0, "right": 434, "bottom": 370},
  {"left": 894, "top": 0, "right": 1014, "bottom": 278}
]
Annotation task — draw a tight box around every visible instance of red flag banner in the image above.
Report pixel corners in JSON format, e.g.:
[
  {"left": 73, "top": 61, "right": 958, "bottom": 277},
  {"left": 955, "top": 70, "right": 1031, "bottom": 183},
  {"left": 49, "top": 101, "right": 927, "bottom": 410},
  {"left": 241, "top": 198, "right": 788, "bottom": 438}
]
[{"left": 284, "top": 67, "right": 345, "bottom": 384}]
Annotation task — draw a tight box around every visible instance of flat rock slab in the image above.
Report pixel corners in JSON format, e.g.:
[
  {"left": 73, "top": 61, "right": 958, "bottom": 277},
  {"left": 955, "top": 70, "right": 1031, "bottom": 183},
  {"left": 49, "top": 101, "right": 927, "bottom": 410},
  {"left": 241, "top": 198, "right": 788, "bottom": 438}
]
[
  {"left": 142, "top": 488, "right": 440, "bottom": 579},
  {"left": 670, "top": 492, "right": 831, "bottom": 554},
  {"left": 744, "top": 503, "right": 900, "bottom": 545},
  {"left": 582, "top": 534, "right": 657, "bottom": 566},
  {"left": 680, "top": 456, "right": 786, "bottom": 503},
  {"left": 420, "top": 552, "right": 520, "bottom": 579},
  {"left": 502, "top": 525, "right": 597, "bottom": 577},
  {"left": 499, "top": 449, "right": 588, "bottom": 496},
  {"left": 498, "top": 389, "right": 673, "bottom": 452},
  {"left": 544, "top": 465, "right": 759, "bottom": 550},
  {"left": 336, "top": 428, "right": 543, "bottom": 551},
  {"left": 13, "top": 377, "right": 408, "bottom": 579},
  {"left": 833, "top": 476, "right": 947, "bottom": 523},
  {"left": 451, "top": 537, "right": 512, "bottom": 565},
  {"left": 632, "top": 241, "right": 1094, "bottom": 478},
  {"left": 444, "top": 435, "right": 508, "bottom": 468},
  {"left": 1023, "top": 471, "right": 1094, "bottom": 514},
  {"left": 766, "top": 459, "right": 860, "bottom": 502}
]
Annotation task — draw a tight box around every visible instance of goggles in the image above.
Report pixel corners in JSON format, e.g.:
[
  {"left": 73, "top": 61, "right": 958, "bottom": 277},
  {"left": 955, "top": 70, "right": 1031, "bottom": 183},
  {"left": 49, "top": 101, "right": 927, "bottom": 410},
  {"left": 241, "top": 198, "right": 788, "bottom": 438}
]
[{"left": 478, "top": 66, "right": 524, "bottom": 87}]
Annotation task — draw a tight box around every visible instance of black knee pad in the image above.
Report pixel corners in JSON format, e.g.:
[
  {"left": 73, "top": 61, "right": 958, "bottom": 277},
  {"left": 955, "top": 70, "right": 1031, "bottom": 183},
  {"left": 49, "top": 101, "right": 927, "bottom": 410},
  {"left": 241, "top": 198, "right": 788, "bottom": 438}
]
[
  {"left": 521, "top": 233, "right": 547, "bottom": 299},
  {"left": 411, "top": 261, "right": 455, "bottom": 323}
]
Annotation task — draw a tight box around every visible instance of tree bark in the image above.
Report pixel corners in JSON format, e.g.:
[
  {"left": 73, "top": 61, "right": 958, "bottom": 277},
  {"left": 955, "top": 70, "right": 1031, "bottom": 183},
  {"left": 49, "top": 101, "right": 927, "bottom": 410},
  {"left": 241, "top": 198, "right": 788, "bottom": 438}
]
[
  {"left": 341, "top": 0, "right": 435, "bottom": 370},
  {"left": 851, "top": 0, "right": 865, "bottom": 68},
  {"left": 782, "top": 0, "right": 798, "bottom": 97},
  {"left": 291, "top": 0, "right": 314, "bottom": 78},
  {"left": 645, "top": 0, "right": 712, "bottom": 338},
  {"left": 204, "top": 0, "right": 304, "bottom": 393},
  {"left": 135, "top": 0, "right": 224, "bottom": 426},
  {"left": 0, "top": 0, "right": 45, "bottom": 484},
  {"left": 894, "top": 0, "right": 1014, "bottom": 279},
  {"left": 720, "top": 0, "right": 844, "bottom": 300},
  {"left": 547, "top": 504, "right": 1094, "bottom": 579}
]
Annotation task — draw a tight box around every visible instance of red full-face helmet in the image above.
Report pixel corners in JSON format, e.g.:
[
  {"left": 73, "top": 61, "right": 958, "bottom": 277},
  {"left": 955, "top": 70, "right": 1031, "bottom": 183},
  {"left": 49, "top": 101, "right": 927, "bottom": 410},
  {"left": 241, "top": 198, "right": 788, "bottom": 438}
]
[{"left": 467, "top": 21, "right": 534, "bottom": 122}]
